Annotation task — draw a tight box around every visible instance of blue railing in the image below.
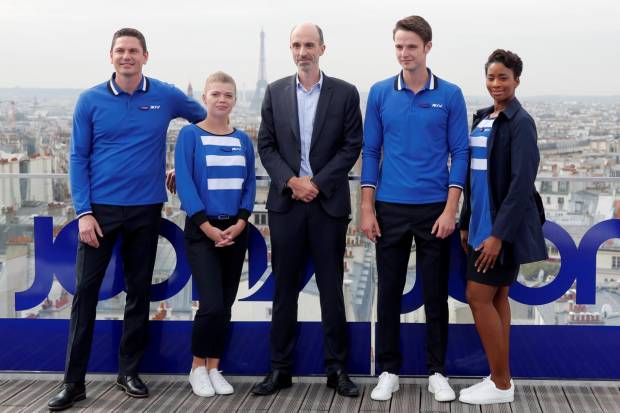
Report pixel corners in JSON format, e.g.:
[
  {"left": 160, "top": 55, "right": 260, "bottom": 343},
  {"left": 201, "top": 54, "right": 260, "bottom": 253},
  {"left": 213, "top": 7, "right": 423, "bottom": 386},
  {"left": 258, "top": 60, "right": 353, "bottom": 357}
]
[{"left": 1, "top": 174, "right": 619, "bottom": 378}]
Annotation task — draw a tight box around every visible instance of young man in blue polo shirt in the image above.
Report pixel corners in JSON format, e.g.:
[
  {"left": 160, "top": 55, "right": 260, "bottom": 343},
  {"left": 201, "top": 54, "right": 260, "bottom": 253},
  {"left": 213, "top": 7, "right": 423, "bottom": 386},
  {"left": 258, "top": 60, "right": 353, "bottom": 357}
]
[
  {"left": 48, "top": 28, "right": 206, "bottom": 412},
  {"left": 360, "top": 16, "right": 469, "bottom": 402}
]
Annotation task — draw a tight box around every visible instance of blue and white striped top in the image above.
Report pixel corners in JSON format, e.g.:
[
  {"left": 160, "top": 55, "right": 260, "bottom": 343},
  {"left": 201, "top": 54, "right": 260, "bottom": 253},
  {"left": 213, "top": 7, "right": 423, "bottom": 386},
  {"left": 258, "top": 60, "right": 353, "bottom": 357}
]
[
  {"left": 468, "top": 116, "right": 495, "bottom": 248},
  {"left": 175, "top": 124, "right": 256, "bottom": 225}
]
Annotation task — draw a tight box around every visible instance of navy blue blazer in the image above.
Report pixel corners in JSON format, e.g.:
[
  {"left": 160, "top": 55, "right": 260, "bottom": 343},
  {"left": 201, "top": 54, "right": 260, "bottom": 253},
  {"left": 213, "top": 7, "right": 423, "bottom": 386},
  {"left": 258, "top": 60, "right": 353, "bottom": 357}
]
[
  {"left": 257, "top": 74, "right": 363, "bottom": 218},
  {"left": 459, "top": 98, "right": 548, "bottom": 264}
]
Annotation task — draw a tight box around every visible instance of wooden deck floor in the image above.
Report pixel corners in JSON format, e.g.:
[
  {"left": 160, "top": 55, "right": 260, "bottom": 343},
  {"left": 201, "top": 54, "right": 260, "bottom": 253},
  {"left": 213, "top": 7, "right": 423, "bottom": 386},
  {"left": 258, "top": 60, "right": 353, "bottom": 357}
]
[{"left": 1, "top": 376, "right": 619, "bottom": 412}]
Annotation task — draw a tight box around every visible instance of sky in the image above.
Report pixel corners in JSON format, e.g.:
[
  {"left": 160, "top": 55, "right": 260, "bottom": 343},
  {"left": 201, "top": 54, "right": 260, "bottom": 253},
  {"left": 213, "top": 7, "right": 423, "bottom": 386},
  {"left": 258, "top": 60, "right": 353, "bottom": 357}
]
[{"left": 1, "top": 0, "right": 619, "bottom": 96}]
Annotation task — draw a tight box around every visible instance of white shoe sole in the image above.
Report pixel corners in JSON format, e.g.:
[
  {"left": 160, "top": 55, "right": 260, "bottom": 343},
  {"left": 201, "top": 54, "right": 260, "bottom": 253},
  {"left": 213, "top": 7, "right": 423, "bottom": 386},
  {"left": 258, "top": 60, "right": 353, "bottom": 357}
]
[
  {"left": 428, "top": 385, "right": 456, "bottom": 402},
  {"left": 459, "top": 395, "right": 514, "bottom": 405},
  {"left": 370, "top": 384, "right": 399, "bottom": 401}
]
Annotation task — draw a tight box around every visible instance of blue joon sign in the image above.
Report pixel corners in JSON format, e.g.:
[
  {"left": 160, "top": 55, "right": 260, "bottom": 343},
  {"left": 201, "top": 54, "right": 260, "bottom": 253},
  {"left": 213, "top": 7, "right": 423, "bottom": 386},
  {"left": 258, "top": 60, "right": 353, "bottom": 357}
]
[{"left": 14, "top": 217, "right": 620, "bottom": 311}]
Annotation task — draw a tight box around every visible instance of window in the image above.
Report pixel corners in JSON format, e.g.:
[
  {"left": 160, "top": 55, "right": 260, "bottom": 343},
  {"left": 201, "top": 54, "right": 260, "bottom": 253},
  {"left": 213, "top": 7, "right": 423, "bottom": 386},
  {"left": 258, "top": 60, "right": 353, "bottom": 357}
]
[
  {"left": 613, "top": 256, "right": 620, "bottom": 269},
  {"left": 558, "top": 197, "right": 564, "bottom": 210}
]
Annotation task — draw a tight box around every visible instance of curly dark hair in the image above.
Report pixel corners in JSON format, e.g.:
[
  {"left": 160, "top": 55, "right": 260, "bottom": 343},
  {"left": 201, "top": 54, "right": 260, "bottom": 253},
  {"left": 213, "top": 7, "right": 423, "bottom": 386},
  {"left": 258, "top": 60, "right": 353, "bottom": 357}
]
[{"left": 485, "top": 49, "right": 523, "bottom": 78}]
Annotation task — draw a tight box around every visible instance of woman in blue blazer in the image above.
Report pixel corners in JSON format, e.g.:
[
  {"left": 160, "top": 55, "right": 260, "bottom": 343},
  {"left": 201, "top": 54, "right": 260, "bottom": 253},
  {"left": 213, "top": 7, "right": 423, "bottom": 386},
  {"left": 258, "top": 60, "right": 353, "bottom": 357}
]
[{"left": 458, "top": 50, "right": 547, "bottom": 405}]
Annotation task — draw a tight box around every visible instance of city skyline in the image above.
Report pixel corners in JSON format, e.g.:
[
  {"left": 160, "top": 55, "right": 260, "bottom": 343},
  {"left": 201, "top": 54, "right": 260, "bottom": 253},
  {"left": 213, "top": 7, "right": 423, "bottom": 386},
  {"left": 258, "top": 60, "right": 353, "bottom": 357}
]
[{"left": 1, "top": 0, "right": 619, "bottom": 96}]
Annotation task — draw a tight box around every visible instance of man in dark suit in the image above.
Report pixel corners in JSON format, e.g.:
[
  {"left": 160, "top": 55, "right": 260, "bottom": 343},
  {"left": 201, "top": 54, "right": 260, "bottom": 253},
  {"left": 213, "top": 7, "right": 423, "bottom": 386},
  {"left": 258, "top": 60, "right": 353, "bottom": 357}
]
[{"left": 252, "top": 22, "right": 362, "bottom": 397}]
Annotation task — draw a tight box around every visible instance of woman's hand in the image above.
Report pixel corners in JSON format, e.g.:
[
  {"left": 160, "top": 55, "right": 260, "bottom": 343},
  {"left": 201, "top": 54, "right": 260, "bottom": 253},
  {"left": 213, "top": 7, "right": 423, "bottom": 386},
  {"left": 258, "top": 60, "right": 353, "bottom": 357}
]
[
  {"left": 460, "top": 230, "right": 469, "bottom": 254},
  {"left": 221, "top": 220, "right": 247, "bottom": 245},
  {"left": 199, "top": 222, "right": 234, "bottom": 247},
  {"left": 474, "top": 235, "right": 502, "bottom": 273}
]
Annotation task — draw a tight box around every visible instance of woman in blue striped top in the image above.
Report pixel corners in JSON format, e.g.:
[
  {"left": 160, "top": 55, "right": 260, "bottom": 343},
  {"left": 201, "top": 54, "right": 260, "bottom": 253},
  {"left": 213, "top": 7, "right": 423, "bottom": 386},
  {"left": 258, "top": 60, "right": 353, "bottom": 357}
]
[
  {"left": 458, "top": 50, "right": 546, "bottom": 405},
  {"left": 174, "top": 71, "right": 256, "bottom": 398}
]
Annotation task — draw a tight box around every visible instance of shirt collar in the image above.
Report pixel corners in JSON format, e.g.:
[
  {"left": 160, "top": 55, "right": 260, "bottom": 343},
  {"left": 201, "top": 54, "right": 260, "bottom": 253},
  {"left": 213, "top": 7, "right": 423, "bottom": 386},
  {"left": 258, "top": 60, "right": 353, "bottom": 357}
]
[
  {"left": 395, "top": 68, "right": 435, "bottom": 92},
  {"left": 107, "top": 73, "right": 149, "bottom": 96},
  {"left": 296, "top": 71, "right": 323, "bottom": 93}
]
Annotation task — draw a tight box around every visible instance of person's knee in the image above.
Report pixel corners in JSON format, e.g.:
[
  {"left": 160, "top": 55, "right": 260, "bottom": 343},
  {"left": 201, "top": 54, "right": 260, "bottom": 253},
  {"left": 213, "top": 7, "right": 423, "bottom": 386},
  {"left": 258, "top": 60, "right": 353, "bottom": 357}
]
[{"left": 466, "top": 287, "right": 490, "bottom": 310}]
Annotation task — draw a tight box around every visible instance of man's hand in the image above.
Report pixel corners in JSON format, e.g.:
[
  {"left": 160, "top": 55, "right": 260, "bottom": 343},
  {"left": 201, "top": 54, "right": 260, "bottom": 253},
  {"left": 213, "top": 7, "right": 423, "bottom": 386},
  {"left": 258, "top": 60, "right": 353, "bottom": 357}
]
[
  {"left": 360, "top": 204, "right": 381, "bottom": 243},
  {"left": 199, "top": 222, "right": 234, "bottom": 247},
  {"left": 475, "top": 235, "right": 502, "bottom": 273},
  {"left": 460, "top": 230, "right": 469, "bottom": 254},
  {"left": 431, "top": 210, "right": 456, "bottom": 239},
  {"left": 166, "top": 169, "right": 176, "bottom": 194},
  {"left": 222, "top": 220, "right": 247, "bottom": 244},
  {"left": 288, "top": 176, "right": 319, "bottom": 203},
  {"left": 78, "top": 215, "right": 103, "bottom": 248}
]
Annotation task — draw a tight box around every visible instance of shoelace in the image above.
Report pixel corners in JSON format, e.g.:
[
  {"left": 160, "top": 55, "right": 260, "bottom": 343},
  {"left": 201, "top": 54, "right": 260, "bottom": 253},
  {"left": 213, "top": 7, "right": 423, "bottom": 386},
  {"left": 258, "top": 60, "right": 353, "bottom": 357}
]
[
  {"left": 210, "top": 370, "right": 229, "bottom": 386},
  {"left": 432, "top": 374, "right": 452, "bottom": 390},
  {"left": 376, "top": 372, "right": 394, "bottom": 389}
]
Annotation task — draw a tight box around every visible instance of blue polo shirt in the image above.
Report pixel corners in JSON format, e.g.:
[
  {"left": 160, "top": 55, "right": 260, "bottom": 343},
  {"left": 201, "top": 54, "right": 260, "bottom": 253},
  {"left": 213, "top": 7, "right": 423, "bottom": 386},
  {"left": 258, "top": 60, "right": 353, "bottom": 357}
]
[
  {"left": 70, "top": 74, "right": 206, "bottom": 216},
  {"left": 361, "top": 70, "right": 469, "bottom": 204}
]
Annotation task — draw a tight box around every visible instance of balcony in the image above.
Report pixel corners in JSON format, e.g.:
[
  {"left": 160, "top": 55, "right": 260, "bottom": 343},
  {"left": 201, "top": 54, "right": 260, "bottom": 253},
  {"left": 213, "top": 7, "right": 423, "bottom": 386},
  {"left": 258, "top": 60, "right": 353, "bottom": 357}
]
[
  {"left": 0, "top": 375, "right": 619, "bottom": 412},
  {"left": 1, "top": 174, "right": 620, "bottom": 410}
]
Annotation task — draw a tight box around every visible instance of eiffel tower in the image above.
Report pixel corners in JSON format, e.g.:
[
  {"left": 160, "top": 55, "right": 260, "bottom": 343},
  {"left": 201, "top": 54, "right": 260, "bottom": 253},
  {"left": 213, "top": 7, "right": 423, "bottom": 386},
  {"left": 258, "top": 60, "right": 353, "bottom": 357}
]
[{"left": 250, "top": 28, "right": 268, "bottom": 113}]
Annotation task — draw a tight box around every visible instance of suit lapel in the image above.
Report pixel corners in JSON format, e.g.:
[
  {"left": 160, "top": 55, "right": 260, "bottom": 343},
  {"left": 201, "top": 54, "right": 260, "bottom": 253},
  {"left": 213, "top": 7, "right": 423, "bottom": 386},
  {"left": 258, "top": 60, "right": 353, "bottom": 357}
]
[
  {"left": 286, "top": 76, "right": 301, "bottom": 147},
  {"left": 310, "top": 74, "right": 332, "bottom": 152}
]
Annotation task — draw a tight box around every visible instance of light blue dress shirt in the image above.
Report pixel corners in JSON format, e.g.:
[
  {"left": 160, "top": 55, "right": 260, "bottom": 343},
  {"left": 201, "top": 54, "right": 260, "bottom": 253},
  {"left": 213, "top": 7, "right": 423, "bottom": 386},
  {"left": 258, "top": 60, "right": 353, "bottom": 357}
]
[{"left": 296, "top": 72, "right": 323, "bottom": 177}]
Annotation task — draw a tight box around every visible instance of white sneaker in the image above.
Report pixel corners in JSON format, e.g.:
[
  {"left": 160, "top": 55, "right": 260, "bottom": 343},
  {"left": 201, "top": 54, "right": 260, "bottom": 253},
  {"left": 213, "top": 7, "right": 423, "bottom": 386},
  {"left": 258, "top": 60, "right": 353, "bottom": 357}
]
[
  {"left": 208, "top": 368, "right": 234, "bottom": 395},
  {"left": 459, "top": 378, "right": 514, "bottom": 404},
  {"left": 370, "top": 372, "right": 399, "bottom": 401},
  {"left": 189, "top": 366, "right": 215, "bottom": 397},
  {"left": 461, "top": 376, "right": 514, "bottom": 395},
  {"left": 428, "top": 373, "right": 456, "bottom": 402}
]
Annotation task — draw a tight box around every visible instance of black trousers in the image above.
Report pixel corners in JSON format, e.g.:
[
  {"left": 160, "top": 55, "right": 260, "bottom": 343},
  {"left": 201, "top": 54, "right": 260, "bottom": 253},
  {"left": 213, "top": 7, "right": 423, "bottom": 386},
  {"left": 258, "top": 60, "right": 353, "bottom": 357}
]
[
  {"left": 375, "top": 201, "right": 450, "bottom": 375},
  {"left": 184, "top": 217, "right": 248, "bottom": 359},
  {"left": 268, "top": 200, "right": 349, "bottom": 374},
  {"left": 64, "top": 203, "right": 162, "bottom": 383}
]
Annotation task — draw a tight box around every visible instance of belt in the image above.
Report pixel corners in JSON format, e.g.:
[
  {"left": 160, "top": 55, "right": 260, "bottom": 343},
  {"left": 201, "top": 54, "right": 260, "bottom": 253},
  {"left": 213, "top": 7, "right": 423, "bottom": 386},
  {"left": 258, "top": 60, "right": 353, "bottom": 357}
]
[{"left": 207, "top": 214, "right": 234, "bottom": 220}]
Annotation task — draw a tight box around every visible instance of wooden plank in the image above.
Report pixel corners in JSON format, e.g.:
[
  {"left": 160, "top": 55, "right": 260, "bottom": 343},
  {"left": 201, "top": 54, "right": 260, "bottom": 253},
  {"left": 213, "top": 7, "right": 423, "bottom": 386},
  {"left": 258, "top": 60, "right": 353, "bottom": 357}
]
[
  {"left": 16, "top": 380, "right": 62, "bottom": 413},
  {"left": 481, "top": 402, "right": 511, "bottom": 413},
  {"left": 82, "top": 380, "right": 143, "bottom": 413},
  {"left": 268, "top": 383, "right": 310, "bottom": 412},
  {"left": 299, "top": 382, "right": 335, "bottom": 412},
  {"left": 111, "top": 380, "right": 172, "bottom": 412},
  {"left": 360, "top": 383, "right": 390, "bottom": 412},
  {"left": 2, "top": 380, "right": 58, "bottom": 406},
  {"left": 450, "top": 384, "right": 480, "bottom": 413},
  {"left": 144, "top": 381, "right": 191, "bottom": 413},
  {"left": 206, "top": 382, "right": 253, "bottom": 413},
  {"left": 510, "top": 384, "right": 542, "bottom": 413},
  {"left": 23, "top": 380, "right": 113, "bottom": 413},
  {"left": 329, "top": 383, "right": 365, "bottom": 413},
  {"left": 563, "top": 386, "right": 603, "bottom": 413},
  {"left": 236, "top": 381, "right": 279, "bottom": 412},
  {"left": 590, "top": 386, "right": 620, "bottom": 413},
  {"left": 0, "top": 380, "right": 34, "bottom": 405},
  {"left": 390, "top": 383, "right": 421, "bottom": 413},
  {"left": 535, "top": 385, "right": 570, "bottom": 413},
  {"left": 420, "top": 382, "right": 449, "bottom": 413}
]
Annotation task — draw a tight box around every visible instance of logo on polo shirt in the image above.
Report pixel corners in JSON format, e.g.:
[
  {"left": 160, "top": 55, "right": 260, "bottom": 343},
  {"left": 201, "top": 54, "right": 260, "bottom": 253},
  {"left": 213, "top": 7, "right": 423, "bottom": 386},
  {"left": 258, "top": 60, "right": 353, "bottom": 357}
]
[
  {"left": 139, "top": 105, "right": 161, "bottom": 110},
  {"left": 431, "top": 103, "right": 443, "bottom": 108}
]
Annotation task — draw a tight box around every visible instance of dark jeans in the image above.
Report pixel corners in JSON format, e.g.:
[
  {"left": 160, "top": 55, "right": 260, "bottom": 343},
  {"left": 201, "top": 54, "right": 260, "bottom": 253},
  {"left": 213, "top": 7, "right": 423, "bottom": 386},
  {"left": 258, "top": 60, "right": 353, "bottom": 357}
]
[
  {"left": 375, "top": 201, "right": 450, "bottom": 375},
  {"left": 64, "top": 203, "right": 162, "bottom": 383},
  {"left": 268, "top": 200, "right": 350, "bottom": 374},
  {"left": 184, "top": 217, "right": 248, "bottom": 359}
]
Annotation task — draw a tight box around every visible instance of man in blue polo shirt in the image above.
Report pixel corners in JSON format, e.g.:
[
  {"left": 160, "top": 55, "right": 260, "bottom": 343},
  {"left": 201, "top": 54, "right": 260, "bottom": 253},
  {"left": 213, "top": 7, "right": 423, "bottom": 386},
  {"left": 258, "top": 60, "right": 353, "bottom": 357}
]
[
  {"left": 360, "top": 16, "right": 469, "bottom": 402},
  {"left": 48, "top": 28, "right": 205, "bottom": 411}
]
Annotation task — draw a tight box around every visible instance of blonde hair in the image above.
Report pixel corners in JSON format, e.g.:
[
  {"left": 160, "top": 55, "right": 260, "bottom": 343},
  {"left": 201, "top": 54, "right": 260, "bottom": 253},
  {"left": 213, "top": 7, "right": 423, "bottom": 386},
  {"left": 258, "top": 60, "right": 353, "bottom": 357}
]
[{"left": 204, "top": 71, "right": 237, "bottom": 97}]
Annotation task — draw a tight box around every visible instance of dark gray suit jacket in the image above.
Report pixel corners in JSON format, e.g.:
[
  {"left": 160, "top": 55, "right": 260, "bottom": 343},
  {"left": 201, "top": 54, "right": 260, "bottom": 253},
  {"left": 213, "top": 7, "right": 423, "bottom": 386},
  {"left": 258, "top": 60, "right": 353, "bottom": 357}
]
[{"left": 257, "top": 73, "right": 363, "bottom": 218}]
